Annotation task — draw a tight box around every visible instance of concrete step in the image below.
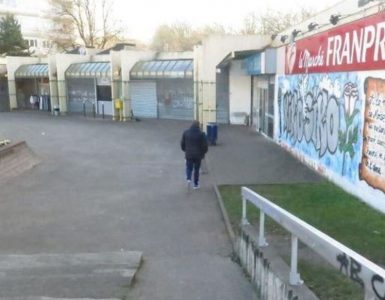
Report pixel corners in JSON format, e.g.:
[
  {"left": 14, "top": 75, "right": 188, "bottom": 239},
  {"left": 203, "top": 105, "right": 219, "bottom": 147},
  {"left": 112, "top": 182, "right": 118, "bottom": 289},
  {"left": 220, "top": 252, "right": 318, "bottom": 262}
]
[
  {"left": 0, "top": 252, "right": 142, "bottom": 298},
  {"left": 0, "top": 141, "right": 40, "bottom": 183},
  {"left": 0, "top": 298, "right": 121, "bottom": 300}
]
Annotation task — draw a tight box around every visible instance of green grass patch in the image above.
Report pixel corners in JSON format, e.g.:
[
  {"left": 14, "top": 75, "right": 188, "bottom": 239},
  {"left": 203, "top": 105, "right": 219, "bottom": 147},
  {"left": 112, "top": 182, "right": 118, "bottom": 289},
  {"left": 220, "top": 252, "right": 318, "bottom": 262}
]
[
  {"left": 219, "top": 181, "right": 385, "bottom": 299},
  {"left": 298, "top": 260, "right": 363, "bottom": 300}
]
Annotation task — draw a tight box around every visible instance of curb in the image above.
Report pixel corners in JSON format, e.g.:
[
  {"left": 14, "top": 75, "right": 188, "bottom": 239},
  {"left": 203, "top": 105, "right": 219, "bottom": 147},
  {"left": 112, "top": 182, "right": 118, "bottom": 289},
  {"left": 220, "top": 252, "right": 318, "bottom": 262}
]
[
  {"left": 205, "top": 156, "right": 237, "bottom": 253},
  {"left": 213, "top": 185, "right": 237, "bottom": 253}
]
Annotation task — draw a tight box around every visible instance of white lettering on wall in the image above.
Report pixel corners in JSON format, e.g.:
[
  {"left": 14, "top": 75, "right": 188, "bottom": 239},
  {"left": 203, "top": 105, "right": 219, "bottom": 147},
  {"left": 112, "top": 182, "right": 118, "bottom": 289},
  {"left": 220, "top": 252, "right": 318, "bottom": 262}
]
[
  {"left": 362, "top": 25, "right": 376, "bottom": 63},
  {"left": 299, "top": 47, "right": 325, "bottom": 71},
  {"left": 324, "top": 23, "right": 385, "bottom": 68},
  {"left": 352, "top": 29, "right": 364, "bottom": 63},
  {"left": 333, "top": 35, "right": 343, "bottom": 65},
  {"left": 374, "top": 22, "right": 385, "bottom": 61}
]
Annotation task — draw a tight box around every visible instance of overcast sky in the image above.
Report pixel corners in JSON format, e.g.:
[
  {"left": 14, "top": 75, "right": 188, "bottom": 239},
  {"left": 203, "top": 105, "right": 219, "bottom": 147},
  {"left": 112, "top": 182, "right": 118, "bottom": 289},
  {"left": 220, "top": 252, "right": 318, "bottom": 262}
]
[{"left": 114, "top": 0, "right": 345, "bottom": 42}]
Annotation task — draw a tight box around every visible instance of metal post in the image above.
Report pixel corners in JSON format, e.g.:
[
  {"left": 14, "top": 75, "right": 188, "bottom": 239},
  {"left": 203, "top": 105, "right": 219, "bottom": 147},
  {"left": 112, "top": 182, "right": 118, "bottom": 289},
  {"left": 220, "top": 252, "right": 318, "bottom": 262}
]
[
  {"left": 102, "top": 103, "right": 105, "bottom": 119},
  {"left": 83, "top": 102, "right": 86, "bottom": 117},
  {"left": 93, "top": 103, "right": 96, "bottom": 118},
  {"left": 258, "top": 211, "right": 268, "bottom": 247},
  {"left": 241, "top": 196, "right": 249, "bottom": 225},
  {"left": 290, "top": 234, "right": 303, "bottom": 285}
]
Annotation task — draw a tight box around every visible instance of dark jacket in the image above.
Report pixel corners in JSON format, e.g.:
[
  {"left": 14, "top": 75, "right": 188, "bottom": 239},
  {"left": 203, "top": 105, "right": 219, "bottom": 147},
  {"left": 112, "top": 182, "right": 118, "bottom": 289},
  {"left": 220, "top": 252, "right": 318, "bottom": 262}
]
[{"left": 181, "top": 124, "right": 208, "bottom": 160}]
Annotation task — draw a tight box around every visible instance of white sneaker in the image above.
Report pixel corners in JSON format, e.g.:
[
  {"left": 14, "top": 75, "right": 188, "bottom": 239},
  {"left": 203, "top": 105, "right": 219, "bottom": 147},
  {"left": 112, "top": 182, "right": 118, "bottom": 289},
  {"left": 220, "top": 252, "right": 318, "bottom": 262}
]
[{"left": 193, "top": 184, "right": 200, "bottom": 190}]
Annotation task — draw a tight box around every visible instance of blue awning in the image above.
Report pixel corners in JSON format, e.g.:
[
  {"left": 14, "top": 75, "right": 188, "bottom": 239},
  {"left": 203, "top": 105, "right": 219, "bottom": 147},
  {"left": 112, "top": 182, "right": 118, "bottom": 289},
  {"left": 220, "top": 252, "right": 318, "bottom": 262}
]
[
  {"left": 15, "top": 64, "right": 49, "bottom": 78},
  {"left": 130, "top": 59, "right": 193, "bottom": 79},
  {"left": 65, "top": 62, "right": 111, "bottom": 78}
]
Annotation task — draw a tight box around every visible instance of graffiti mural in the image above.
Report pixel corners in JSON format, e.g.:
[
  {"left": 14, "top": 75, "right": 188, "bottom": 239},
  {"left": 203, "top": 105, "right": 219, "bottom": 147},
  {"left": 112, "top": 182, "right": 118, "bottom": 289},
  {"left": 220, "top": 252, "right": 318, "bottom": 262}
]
[{"left": 278, "top": 73, "right": 364, "bottom": 183}]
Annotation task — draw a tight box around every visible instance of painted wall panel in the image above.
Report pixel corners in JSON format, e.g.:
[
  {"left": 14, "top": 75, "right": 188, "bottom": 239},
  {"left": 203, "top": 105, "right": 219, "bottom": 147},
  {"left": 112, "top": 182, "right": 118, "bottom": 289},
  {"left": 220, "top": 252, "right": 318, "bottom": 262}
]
[{"left": 278, "top": 70, "right": 385, "bottom": 212}]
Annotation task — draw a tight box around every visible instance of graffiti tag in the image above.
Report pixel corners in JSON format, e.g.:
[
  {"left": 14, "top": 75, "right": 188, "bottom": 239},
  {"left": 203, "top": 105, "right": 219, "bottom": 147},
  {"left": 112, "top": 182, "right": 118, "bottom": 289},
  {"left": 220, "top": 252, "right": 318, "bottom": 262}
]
[
  {"left": 281, "top": 88, "right": 340, "bottom": 157},
  {"left": 337, "top": 252, "right": 385, "bottom": 299}
]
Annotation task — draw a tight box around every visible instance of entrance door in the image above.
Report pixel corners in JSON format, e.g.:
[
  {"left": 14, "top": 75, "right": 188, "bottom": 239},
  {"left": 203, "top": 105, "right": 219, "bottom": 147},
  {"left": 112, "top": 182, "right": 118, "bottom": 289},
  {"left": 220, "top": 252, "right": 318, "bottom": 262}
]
[
  {"left": 252, "top": 77, "right": 267, "bottom": 131},
  {"left": 216, "top": 67, "right": 229, "bottom": 124},
  {"left": 252, "top": 76, "right": 275, "bottom": 137}
]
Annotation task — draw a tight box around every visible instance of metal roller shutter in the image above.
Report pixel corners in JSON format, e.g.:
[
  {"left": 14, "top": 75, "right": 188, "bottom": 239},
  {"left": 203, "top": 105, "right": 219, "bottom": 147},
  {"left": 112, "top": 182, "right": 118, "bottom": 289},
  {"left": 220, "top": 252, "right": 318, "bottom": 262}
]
[
  {"left": 131, "top": 81, "right": 157, "bottom": 118},
  {"left": 67, "top": 78, "right": 95, "bottom": 113},
  {"left": 157, "top": 79, "right": 193, "bottom": 120}
]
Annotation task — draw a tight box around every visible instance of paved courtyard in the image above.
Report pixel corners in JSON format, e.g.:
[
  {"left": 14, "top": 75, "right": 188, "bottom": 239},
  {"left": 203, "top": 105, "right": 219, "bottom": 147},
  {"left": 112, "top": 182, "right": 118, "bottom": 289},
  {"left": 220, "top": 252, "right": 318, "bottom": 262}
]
[
  {"left": 0, "top": 112, "right": 258, "bottom": 299},
  {"left": 0, "top": 111, "right": 320, "bottom": 299}
]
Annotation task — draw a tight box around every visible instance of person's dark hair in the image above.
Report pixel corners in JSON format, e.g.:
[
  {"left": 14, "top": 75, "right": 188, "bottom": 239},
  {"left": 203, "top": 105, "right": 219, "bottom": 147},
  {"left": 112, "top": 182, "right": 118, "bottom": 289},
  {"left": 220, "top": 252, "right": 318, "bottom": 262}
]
[{"left": 191, "top": 120, "right": 200, "bottom": 128}]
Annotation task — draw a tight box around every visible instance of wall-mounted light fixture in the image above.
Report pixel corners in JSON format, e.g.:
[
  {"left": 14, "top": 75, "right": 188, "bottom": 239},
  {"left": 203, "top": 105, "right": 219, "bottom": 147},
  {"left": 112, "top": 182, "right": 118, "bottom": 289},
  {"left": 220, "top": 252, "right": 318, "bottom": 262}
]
[
  {"left": 358, "top": 0, "right": 374, "bottom": 7},
  {"left": 280, "top": 35, "right": 288, "bottom": 43},
  {"left": 330, "top": 14, "right": 341, "bottom": 25},
  {"left": 292, "top": 29, "right": 301, "bottom": 38},
  {"left": 308, "top": 22, "right": 318, "bottom": 31}
]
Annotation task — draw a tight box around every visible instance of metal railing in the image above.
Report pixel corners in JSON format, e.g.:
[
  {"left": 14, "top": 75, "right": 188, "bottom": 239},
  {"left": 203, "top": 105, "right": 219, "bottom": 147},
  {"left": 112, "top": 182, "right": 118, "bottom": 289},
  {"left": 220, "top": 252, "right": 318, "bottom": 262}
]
[{"left": 241, "top": 187, "right": 385, "bottom": 299}]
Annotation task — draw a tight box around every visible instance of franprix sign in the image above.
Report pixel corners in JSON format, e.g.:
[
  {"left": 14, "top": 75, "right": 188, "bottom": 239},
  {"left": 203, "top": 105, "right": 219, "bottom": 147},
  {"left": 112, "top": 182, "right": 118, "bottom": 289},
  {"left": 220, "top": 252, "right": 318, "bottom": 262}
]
[{"left": 285, "top": 12, "right": 385, "bottom": 74}]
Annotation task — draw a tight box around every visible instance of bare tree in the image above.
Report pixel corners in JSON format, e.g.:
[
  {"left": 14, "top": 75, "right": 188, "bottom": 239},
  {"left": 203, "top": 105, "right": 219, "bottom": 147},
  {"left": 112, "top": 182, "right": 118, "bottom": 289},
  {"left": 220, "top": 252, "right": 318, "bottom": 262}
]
[
  {"left": 241, "top": 8, "right": 315, "bottom": 36},
  {"left": 151, "top": 22, "right": 233, "bottom": 52},
  {"left": 151, "top": 22, "right": 194, "bottom": 52},
  {"left": 49, "top": 0, "right": 123, "bottom": 50}
]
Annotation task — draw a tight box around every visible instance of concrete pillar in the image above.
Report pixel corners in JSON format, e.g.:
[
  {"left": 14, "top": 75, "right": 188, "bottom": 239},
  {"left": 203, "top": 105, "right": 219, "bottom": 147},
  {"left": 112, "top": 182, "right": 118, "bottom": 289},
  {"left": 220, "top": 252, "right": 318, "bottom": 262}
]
[
  {"left": 8, "top": 78, "right": 16, "bottom": 109},
  {"left": 58, "top": 79, "right": 67, "bottom": 113}
]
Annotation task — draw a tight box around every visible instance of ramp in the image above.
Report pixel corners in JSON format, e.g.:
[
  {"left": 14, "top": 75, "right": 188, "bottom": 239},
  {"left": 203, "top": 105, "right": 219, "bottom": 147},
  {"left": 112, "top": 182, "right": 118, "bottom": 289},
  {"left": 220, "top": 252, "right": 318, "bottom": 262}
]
[{"left": 0, "top": 141, "right": 40, "bottom": 183}]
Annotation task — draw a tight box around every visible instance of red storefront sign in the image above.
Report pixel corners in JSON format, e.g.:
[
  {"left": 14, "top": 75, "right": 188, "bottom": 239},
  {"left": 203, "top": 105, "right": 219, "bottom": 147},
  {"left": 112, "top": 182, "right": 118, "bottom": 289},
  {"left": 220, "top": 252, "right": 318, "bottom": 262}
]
[{"left": 285, "top": 12, "right": 385, "bottom": 74}]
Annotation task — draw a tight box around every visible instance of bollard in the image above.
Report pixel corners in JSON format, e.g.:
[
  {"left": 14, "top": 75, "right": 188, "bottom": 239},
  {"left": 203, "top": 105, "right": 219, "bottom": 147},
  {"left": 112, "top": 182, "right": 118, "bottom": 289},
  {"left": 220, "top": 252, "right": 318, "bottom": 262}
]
[
  {"left": 102, "top": 103, "right": 105, "bottom": 119},
  {"left": 83, "top": 102, "right": 86, "bottom": 117},
  {"left": 93, "top": 103, "right": 96, "bottom": 118}
]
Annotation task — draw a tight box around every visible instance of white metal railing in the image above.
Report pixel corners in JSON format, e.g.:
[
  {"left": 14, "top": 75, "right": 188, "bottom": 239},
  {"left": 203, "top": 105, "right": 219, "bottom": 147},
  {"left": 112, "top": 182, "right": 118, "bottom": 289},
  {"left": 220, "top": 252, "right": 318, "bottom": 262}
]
[{"left": 241, "top": 187, "right": 385, "bottom": 300}]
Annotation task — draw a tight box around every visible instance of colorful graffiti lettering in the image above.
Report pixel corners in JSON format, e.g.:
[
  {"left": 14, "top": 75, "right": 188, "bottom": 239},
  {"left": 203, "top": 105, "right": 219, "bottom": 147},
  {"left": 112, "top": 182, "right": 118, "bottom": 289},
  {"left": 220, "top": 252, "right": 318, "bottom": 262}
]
[
  {"left": 278, "top": 73, "right": 363, "bottom": 182},
  {"left": 281, "top": 88, "right": 339, "bottom": 157}
]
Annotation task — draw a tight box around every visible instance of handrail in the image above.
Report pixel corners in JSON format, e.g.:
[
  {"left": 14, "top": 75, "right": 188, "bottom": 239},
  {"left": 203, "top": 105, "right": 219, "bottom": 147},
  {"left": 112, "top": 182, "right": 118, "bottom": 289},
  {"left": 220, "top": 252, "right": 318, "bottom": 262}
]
[{"left": 241, "top": 186, "right": 385, "bottom": 299}]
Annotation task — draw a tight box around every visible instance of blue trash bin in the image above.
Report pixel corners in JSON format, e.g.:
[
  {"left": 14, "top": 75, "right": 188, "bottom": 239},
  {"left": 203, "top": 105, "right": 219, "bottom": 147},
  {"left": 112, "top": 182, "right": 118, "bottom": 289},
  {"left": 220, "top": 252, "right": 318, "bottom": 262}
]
[{"left": 206, "top": 122, "right": 218, "bottom": 145}]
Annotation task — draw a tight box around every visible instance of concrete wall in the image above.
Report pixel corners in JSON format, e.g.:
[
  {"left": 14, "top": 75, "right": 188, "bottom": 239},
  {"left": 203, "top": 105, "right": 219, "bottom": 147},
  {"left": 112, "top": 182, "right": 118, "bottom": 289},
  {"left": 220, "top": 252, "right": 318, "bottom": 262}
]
[
  {"left": 193, "top": 35, "right": 271, "bottom": 127},
  {"left": 229, "top": 60, "right": 251, "bottom": 125},
  {"left": 6, "top": 56, "right": 48, "bottom": 109},
  {"left": 237, "top": 226, "right": 318, "bottom": 300},
  {"left": 156, "top": 51, "right": 193, "bottom": 60}
]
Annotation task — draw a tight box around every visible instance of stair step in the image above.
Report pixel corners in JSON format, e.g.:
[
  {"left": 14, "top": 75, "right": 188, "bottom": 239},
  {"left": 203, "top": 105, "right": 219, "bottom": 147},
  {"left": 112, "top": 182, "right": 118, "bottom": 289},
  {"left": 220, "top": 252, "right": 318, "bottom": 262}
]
[
  {"left": 0, "top": 252, "right": 142, "bottom": 270},
  {"left": 0, "top": 296, "right": 121, "bottom": 300},
  {"left": 0, "top": 141, "right": 40, "bottom": 183},
  {"left": 0, "top": 252, "right": 142, "bottom": 298}
]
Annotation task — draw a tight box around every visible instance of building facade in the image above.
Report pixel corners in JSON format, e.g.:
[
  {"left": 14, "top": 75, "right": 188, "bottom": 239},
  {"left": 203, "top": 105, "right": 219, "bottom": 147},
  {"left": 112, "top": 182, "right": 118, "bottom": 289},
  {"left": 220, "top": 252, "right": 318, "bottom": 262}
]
[
  {"left": 274, "top": 0, "right": 385, "bottom": 213},
  {"left": 0, "top": 0, "right": 55, "bottom": 56}
]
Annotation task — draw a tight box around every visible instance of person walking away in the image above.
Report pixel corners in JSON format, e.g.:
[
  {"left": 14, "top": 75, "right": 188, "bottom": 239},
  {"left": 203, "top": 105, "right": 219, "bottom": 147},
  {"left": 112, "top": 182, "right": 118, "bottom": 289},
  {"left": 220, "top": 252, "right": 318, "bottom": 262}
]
[{"left": 181, "top": 121, "right": 208, "bottom": 189}]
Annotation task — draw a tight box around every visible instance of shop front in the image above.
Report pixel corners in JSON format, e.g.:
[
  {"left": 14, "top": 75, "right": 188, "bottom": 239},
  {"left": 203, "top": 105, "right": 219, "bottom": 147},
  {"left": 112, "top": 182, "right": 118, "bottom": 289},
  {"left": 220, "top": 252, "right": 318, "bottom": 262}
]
[
  {"left": 216, "top": 49, "right": 276, "bottom": 133},
  {"left": 130, "top": 59, "right": 194, "bottom": 120},
  {"left": 243, "top": 49, "right": 276, "bottom": 138},
  {"left": 65, "top": 62, "right": 112, "bottom": 116},
  {"left": 14, "top": 64, "right": 50, "bottom": 111}
]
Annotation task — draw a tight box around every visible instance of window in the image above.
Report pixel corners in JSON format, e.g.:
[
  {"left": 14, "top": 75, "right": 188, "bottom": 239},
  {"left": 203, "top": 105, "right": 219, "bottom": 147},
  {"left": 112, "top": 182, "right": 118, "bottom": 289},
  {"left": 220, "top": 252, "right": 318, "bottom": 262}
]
[
  {"left": 96, "top": 85, "right": 112, "bottom": 101},
  {"left": 42, "top": 41, "right": 51, "bottom": 48},
  {"left": 27, "top": 39, "right": 37, "bottom": 47}
]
